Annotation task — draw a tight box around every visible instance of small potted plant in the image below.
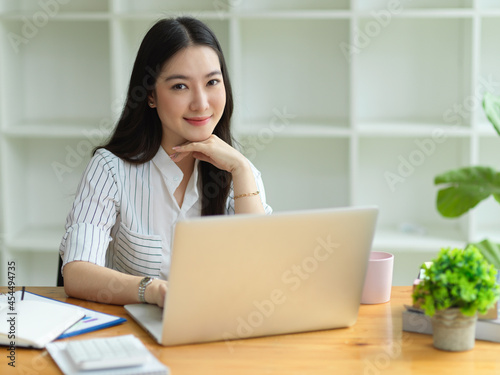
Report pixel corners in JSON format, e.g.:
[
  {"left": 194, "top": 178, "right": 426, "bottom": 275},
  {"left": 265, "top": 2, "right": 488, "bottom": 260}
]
[{"left": 412, "top": 246, "right": 500, "bottom": 351}]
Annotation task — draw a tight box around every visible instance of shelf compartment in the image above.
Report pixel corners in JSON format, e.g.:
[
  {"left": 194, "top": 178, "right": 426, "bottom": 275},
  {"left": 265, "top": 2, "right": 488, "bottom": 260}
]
[
  {"left": 111, "top": 18, "right": 157, "bottom": 109},
  {"left": 373, "top": 226, "right": 467, "bottom": 251},
  {"left": 112, "top": 0, "right": 228, "bottom": 14},
  {"left": 234, "top": 121, "right": 352, "bottom": 138},
  {"left": 0, "top": 0, "right": 109, "bottom": 14},
  {"left": 356, "top": 0, "right": 473, "bottom": 11},
  {"left": 472, "top": 137, "right": 500, "bottom": 241},
  {"left": 355, "top": 136, "right": 472, "bottom": 241},
  {"left": 236, "top": 0, "right": 349, "bottom": 11},
  {"left": 2, "top": 249, "right": 60, "bottom": 286},
  {"left": 5, "top": 225, "right": 63, "bottom": 252},
  {"left": 478, "top": 0, "right": 500, "bottom": 9},
  {"left": 1, "top": 138, "right": 91, "bottom": 247},
  {"left": 354, "top": 17, "right": 473, "bottom": 127},
  {"left": 476, "top": 120, "right": 499, "bottom": 137},
  {"left": 1, "top": 118, "right": 113, "bottom": 139},
  {"left": 238, "top": 136, "right": 350, "bottom": 212},
  {"left": 357, "top": 122, "right": 472, "bottom": 137},
  {"left": 0, "top": 20, "right": 111, "bottom": 131},
  {"left": 239, "top": 18, "right": 350, "bottom": 128},
  {"left": 476, "top": 17, "right": 500, "bottom": 127}
]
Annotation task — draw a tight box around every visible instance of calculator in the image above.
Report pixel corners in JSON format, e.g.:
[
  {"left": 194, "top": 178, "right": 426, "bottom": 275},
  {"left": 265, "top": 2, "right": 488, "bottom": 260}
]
[{"left": 65, "top": 335, "right": 150, "bottom": 371}]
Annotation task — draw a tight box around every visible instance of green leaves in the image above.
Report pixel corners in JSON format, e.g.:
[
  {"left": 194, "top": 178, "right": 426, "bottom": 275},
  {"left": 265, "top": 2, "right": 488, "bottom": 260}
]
[
  {"left": 434, "top": 92, "right": 500, "bottom": 218},
  {"left": 434, "top": 166, "right": 500, "bottom": 218},
  {"left": 471, "top": 239, "right": 500, "bottom": 269},
  {"left": 412, "top": 246, "right": 500, "bottom": 317},
  {"left": 483, "top": 91, "right": 500, "bottom": 137}
]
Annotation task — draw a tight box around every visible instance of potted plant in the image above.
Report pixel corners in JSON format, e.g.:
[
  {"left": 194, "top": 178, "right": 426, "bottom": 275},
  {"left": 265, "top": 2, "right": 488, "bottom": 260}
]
[
  {"left": 434, "top": 92, "right": 500, "bottom": 265},
  {"left": 412, "top": 246, "right": 500, "bottom": 351}
]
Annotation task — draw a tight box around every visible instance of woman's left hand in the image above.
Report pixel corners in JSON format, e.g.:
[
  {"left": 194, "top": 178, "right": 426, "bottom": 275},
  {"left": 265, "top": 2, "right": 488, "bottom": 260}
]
[
  {"left": 172, "top": 134, "right": 265, "bottom": 214},
  {"left": 170, "top": 135, "right": 247, "bottom": 174}
]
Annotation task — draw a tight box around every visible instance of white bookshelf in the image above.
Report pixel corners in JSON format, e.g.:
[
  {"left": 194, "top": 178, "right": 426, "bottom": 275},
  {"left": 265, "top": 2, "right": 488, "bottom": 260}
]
[{"left": 1, "top": 0, "right": 499, "bottom": 286}]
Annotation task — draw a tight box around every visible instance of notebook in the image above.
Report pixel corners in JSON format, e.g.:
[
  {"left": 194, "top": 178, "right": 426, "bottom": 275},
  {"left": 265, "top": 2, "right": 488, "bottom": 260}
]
[
  {"left": 0, "top": 291, "right": 85, "bottom": 349},
  {"left": 125, "top": 206, "right": 378, "bottom": 347}
]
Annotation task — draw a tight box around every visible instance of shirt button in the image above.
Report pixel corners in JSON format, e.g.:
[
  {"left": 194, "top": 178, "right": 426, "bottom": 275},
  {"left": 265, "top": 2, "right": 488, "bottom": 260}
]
[{"left": 173, "top": 176, "right": 180, "bottom": 182}]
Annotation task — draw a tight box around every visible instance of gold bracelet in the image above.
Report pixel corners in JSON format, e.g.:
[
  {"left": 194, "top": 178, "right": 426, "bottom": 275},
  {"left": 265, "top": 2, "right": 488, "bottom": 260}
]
[{"left": 234, "top": 191, "right": 260, "bottom": 200}]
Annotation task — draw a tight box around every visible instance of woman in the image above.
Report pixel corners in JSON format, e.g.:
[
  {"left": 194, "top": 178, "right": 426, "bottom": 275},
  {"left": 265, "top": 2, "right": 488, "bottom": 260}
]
[{"left": 60, "top": 17, "right": 272, "bottom": 307}]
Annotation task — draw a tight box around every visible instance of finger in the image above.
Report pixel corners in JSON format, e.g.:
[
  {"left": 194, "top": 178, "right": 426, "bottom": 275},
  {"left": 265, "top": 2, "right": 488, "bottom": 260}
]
[
  {"left": 192, "top": 152, "right": 213, "bottom": 164},
  {"left": 173, "top": 135, "right": 220, "bottom": 154},
  {"left": 170, "top": 151, "right": 191, "bottom": 163},
  {"left": 173, "top": 142, "right": 208, "bottom": 155},
  {"left": 157, "top": 283, "right": 168, "bottom": 307}
]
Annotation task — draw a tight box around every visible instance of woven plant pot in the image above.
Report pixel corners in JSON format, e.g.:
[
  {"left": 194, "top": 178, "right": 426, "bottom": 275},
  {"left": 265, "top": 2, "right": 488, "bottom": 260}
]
[{"left": 431, "top": 308, "right": 477, "bottom": 351}]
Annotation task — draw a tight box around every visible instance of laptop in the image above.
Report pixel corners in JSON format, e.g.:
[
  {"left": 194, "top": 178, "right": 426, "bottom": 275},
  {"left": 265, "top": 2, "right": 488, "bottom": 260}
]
[{"left": 125, "top": 206, "right": 378, "bottom": 346}]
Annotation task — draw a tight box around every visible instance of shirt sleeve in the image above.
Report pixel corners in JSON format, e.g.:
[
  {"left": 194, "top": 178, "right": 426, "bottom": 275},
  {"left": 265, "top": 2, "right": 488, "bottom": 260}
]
[
  {"left": 226, "top": 159, "right": 273, "bottom": 215},
  {"left": 59, "top": 151, "right": 119, "bottom": 272}
]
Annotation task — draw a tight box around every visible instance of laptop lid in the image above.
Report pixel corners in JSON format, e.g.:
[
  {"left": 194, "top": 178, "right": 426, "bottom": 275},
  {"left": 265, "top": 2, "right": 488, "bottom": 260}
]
[{"left": 126, "top": 206, "right": 378, "bottom": 346}]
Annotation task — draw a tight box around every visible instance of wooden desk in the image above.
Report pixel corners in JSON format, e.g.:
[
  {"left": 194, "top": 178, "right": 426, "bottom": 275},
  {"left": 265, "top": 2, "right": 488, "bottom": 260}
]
[{"left": 2, "top": 286, "right": 500, "bottom": 374}]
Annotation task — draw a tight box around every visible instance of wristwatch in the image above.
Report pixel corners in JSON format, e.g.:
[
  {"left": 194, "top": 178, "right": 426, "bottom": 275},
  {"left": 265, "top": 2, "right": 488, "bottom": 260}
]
[{"left": 138, "top": 277, "right": 154, "bottom": 303}]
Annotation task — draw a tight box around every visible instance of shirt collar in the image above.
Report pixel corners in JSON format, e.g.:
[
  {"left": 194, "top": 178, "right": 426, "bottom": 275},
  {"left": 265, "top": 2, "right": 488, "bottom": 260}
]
[
  {"left": 152, "top": 146, "right": 183, "bottom": 190},
  {"left": 151, "top": 146, "right": 200, "bottom": 210}
]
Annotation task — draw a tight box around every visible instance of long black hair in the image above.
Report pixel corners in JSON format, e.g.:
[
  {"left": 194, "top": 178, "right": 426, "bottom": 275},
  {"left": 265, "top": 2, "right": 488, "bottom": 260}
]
[{"left": 98, "top": 17, "right": 234, "bottom": 216}]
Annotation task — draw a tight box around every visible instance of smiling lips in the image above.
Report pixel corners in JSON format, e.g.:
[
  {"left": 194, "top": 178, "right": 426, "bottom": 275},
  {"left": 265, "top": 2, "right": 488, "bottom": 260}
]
[{"left": 184, "top": 116, "right": 212, "bottom": 126}]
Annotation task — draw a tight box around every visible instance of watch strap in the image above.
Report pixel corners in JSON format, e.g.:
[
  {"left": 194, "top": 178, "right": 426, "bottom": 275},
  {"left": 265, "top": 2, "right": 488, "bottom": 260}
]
[{"left": 138, "top": 277, "right": 154, "bottom": 303}]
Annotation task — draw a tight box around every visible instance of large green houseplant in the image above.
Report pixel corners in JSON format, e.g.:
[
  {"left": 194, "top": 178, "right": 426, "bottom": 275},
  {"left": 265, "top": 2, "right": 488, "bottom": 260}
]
[
  {"left": 434, "top": 92, "right": 500, "bottom": 267},
  {"left": 413, "top": 246, "right": 500, "bottom": 351}
]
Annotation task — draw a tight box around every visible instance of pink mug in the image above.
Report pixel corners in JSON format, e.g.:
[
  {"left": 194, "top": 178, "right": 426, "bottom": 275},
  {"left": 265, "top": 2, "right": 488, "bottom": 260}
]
[{"left": 361, "top": 251, "right": 394, "bottom": 304}]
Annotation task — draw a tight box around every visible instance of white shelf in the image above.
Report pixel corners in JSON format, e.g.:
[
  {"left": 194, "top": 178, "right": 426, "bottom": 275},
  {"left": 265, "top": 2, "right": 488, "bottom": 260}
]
[
  {"left": 0, "top": 12, "right": 111, "bottom": 20},
  {"left": 234, "top": 122, "right": 351, "bottom": 138},
  {"left": 355, "top": 9, "right": 474, "bottom": 18},
  {"left": 5, "top": 225, "right": 63, "bottom": 253},
  {"left": 1, "top": 138, "right": 90, "bottom": 245},
  {"left": 476, "top": 121, "right": 500, "bottom": 136},
  {"left": 114, "top": 11, "right": 232, "bottom": 21},
  {"left": 354, "top": 17, "right": 472, "bottom": 126},
  {"left": 373, "top": 226, "right": 467, "bottom": 251},
  {"left": 478, "top": 0, "right": 500, "bottom": 10},
  {"left": 477, "top": 16, "right": 500, "bottom": 129},
  {"left": 0, "top": 0, "right": 109, "bottom": 13},
  {"left": 355, "top": 136, "right": 472, "bottom": 236},
  {"left": 243, "top": 137, "right": 350, "bottom": 212},
  {"left": 1, "top": 2, "right": 500, "bottom": 285},
  {"left": 472, "top": 226, "right": 500, "bottom": 244},
  {"left": 2, "top": 119, "right": 112, "bottom": 139},
  {"left": 238, "top": 18, "right": 349, "bottom": 128},
  {"left": 112, "top": 0, "right": 229, "bottom": 13},
  {"left": 357, "top": 122, "right": 472, "bottom": 137},
  {"left": 235, "top": 10, "right": 352, "bottom": 19},
  {"left": 0, "top": 19, "right": 111, "bottom": 128},
  {"left": 355, "top": 0, "right": 473, "bottom": 10},
  {"left": 235, "top": 0, "right": 350, "bottom": 11}
]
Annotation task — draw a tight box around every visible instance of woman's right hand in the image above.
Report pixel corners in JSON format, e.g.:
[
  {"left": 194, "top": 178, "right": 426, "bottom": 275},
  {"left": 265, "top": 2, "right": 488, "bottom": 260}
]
[{"left": 145, "top": 279, "right": 168, "bottom": 307}]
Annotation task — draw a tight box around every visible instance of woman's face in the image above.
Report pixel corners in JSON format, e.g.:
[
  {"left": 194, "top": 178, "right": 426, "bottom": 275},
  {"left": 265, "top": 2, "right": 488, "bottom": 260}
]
[{"left": 150, "top": 45, "right": 226, "bottom": 151}]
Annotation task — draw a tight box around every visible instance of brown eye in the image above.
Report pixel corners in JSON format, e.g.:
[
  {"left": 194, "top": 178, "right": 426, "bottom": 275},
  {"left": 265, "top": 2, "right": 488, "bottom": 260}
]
[{"left": 172, "top": 83, "right": 187, "bottom": 90}]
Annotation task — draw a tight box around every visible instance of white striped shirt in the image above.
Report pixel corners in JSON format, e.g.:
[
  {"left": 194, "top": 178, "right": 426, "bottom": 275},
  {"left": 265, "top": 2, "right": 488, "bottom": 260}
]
[{"left": 59, "top": 147, "right": 272, "bottom": 280}]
